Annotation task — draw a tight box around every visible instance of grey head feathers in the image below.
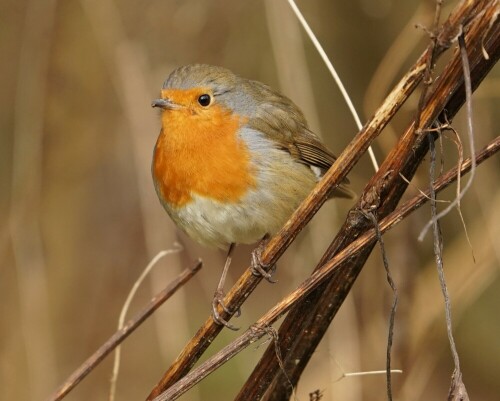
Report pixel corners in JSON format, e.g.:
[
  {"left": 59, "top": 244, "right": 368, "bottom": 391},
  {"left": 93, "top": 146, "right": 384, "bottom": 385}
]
[{"left": 162, "top": 64, "right": 305, "bottom": 123}]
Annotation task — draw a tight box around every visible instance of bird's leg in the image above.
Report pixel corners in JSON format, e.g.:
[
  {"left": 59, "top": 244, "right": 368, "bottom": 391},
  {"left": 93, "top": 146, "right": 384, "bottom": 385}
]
[
  {"left": 212, "top": 242, "right": 240, "bottom": 330},
  {"left": 251, "top": 234, "right": 277, "bottom": 283}
]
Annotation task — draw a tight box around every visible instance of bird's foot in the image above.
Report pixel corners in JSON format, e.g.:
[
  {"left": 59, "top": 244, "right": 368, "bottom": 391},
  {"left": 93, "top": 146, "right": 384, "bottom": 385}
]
[
  {"left": 251, "top": 242, "right": 277, "bottom": 283},
  {"left": 212, "top": 289, "right": 240, "bottom": 331}
]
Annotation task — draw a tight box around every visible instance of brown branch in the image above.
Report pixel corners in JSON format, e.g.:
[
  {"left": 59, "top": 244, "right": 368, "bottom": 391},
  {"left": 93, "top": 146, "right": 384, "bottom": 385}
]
[
  {"left": 153, "top": 135, "right": 500, "bottom": 401},
  {"left": 238, "top": 2, "right": 499, "bottom": 400},
  {"left": 46, "top": 260, "right": 202, "bottom": 401}
]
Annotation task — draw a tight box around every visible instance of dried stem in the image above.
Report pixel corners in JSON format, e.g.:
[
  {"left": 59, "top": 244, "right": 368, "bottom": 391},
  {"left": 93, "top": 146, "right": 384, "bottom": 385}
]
[
  {"left": 364, "top": 211, "right": 398, "bottom": 401},
  {"left": 419, "top": 27, "right": 478, "bottom": 240},
  {"left": 47, "top": 260, "right": 202, "bottom": 401}
]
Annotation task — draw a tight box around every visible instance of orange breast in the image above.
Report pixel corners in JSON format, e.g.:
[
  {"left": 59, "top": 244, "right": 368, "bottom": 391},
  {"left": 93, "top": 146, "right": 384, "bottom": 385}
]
[{"left": 153, "top": 104, "right": 256, "bottom": 208}]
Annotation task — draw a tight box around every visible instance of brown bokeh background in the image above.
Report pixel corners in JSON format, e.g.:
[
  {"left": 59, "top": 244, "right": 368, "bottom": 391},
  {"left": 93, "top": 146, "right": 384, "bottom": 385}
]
[{"left": 1, "top": 1, "right": 499, "bottom": 400}]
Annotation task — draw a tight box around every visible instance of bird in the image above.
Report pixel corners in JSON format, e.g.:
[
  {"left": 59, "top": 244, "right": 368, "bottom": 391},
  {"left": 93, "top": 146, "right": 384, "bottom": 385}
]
[{"left": 151, "top": 64, "right": 353, "bottom": 328}]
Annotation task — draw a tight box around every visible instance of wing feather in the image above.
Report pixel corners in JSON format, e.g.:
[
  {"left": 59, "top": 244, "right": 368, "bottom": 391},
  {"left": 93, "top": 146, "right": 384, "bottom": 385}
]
[{"left": 243, "top": 80, "right": 354, "bottom": 199}]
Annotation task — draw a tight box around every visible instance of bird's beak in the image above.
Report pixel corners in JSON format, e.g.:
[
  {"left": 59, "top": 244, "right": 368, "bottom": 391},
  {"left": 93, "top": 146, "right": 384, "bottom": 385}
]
[{"left": 151, "top": 98, "right": 179, "bottom": 110}]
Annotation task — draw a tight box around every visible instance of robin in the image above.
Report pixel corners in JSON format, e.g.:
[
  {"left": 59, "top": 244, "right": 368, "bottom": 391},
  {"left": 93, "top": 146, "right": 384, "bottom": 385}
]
[{"left": 151, "top": 64, "right": 353, "bottom": 328}]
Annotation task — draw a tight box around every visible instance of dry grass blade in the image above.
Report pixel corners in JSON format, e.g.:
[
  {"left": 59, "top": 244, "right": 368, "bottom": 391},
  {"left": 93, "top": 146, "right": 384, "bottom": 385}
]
[{"left": 109, "top": 246, "right": 183, "bottom": 401}]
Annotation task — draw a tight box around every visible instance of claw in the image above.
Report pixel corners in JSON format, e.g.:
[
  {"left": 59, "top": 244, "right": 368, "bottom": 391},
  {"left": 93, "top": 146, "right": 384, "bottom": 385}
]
[
  {"left": 212, "top": 291, "right": 239, "bottom": 331},
  {"left": 251, "top": 246, "right": 277, "bottom": 283}
]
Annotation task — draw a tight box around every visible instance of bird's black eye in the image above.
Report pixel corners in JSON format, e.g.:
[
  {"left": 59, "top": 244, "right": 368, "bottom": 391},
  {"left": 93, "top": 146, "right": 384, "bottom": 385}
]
[{"left": 198, "top": 94, "right": 211, "bottom": 107}]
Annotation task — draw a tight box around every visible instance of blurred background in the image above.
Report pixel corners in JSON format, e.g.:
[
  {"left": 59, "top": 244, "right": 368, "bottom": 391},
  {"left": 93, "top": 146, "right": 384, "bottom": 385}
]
[{"left": 1, "top": 0, "right": 499, "bottom": 400}]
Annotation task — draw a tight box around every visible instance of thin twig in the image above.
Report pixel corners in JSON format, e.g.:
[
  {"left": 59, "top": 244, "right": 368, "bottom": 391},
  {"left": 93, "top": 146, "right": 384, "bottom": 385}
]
[
  {"left": 153, "top": 136, "right": 500, "bottom": 401},
  {"left": 443, "top": 124, "right": 476, "bottom": 260},
  {"left": 109, "top": 246, "right": 183, "bottom": 401},
  {"left": 330, "top": 356, "right": 402, "bottom": 384},
  {"left": 334, "top": 369, "right": 403, "bottom": 382},
  {"left": 286, "top": 0, "right": 379, "bottom": 171},
  {"left": 46, "top": 260, "right": 202, "bottom": 401},
  {"left": 428, "top": 136, "right": 470, "bottom": 401},
  {"left": 363, "top": 212, "right": 398, "bottom": 401},
  {"left": 266, "top": 326, "right": 296, "bottom": 398},
  {"left": 419, "top": 28, "right": 477, "bottom": 241},
  {"left": 398, "top": 172, "right": 449, "bottom": 202}
]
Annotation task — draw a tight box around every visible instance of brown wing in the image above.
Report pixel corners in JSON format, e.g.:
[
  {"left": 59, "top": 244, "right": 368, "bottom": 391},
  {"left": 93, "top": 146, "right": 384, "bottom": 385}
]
[
  {"left": 293, "top": 129, "right": 354, "bottom": 199},
  {"left": 245, "top": 82, "right": 354, "bottom": 199}
]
